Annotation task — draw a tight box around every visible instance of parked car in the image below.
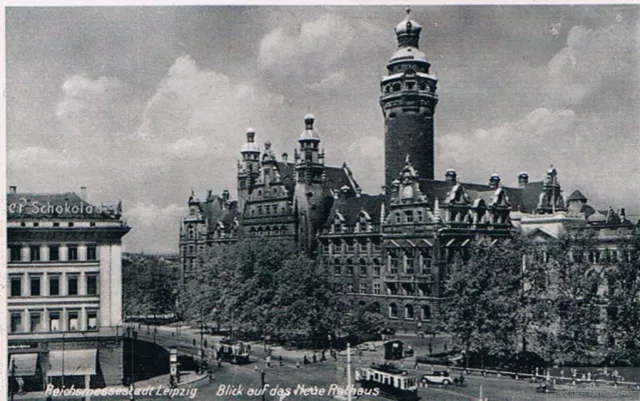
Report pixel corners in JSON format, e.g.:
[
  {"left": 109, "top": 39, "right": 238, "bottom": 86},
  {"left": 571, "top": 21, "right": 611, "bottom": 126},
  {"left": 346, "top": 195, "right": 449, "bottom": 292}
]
[{"left": 422, "top": 371, "right": 453, "bottom": 385}]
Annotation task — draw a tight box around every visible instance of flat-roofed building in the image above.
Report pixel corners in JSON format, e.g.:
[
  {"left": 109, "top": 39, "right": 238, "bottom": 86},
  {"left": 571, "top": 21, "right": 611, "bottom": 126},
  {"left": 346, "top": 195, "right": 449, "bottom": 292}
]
[{"left": 7, "top": 186, "right": 130, "bottom": 391}]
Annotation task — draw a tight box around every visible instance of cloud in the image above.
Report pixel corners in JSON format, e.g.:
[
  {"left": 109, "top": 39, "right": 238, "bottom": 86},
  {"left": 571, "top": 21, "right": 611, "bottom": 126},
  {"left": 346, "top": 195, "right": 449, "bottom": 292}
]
[
  {"left": 258, "top": 14, "right": 384, "bottom": 83},
  {"left": 308, "top": 71, "right": 348, "bottom": 91},
  {"left": 56, "top": 74, "right": 138, "bottom": 138},
  {"left": 547, "top": 22, "right": 638, "bottom": 107},
  {"left": 124, "top": 202, "right": 187, "bottom": 254},
  {"left": 346, "top": 135, "right": 384, "bottom": 194}
]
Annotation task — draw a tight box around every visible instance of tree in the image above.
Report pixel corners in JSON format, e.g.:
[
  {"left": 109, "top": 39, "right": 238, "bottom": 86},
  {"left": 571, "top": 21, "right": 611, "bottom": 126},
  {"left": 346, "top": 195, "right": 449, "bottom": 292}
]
[
  {"left": 545, "top": 229, "right": 605, "bottom": 365},
  {"left": 181, "top": 238, "right": 355, "bottom": 341},
  {"left": 442, "top": 237, "right": 525, "bottom": 368},
  {"left": 123, "top": 254, "right": 179, "bottom": 319},
  {"left": 602, "top": 228, "right": 640, "bottom": 365}
]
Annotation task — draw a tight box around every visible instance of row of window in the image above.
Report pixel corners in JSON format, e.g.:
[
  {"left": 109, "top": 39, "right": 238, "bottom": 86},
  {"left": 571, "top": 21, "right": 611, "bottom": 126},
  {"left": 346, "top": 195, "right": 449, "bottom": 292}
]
[
  {"left": 324, "top": 243, "right": 382, "bottom": 253},
  {"left": 388, "top": 304, "right": 432, "bottom": 321},
  {"left": 391, "top": 210, "right": 426, "bottom": 224},
  {"left": 16, "top": 221, "right": 97, "bottom": 228},
  {"left": 383, "top": 80, "right": 430, "bottom": 94},
  {"left": 10, "top": 309, "right": 98, "bottom": 333},
  {"left": 9, "top": 273, "right": 98, "bottom": 297},
  {"left": 334, "top": 265, "right": 381, "bottom": 277},
  {"left": 8, "top": 245, "right": 98, "bottom": 262},
  {"left": 346, "top": 282, "right": 382, "bottom": 295}
]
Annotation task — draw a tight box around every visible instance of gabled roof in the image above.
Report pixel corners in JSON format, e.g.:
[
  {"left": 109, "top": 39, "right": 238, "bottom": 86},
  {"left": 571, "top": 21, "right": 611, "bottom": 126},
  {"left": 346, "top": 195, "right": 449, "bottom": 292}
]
[
  {"left": 274, "top": 162, "right": 359, "bottom": 197},
  {"left": 324, "top": 194, "right": 385, "bottom": 228}
]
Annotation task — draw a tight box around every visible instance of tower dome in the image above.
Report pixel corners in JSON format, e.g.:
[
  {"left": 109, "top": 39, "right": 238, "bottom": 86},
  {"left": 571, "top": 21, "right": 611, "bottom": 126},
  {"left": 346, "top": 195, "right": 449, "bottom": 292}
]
[
  {"left": 241, "top": 126, "right": 260, "bottom": 153},
  {"left": 388, "top": 7, "right": 429, "bottom": 68},
  {"left": 299, "top": 113, "right": 320, "bottom": 141}
]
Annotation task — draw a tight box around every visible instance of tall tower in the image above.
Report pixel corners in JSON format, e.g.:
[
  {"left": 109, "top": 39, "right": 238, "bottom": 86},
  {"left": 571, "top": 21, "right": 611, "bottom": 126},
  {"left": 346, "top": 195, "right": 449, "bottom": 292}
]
[
  {"left": 380, "top": 8, "right": 438, "bottom": 188},
  {"left": 237, "top": 127, "right": 260, "bottom": 211}
]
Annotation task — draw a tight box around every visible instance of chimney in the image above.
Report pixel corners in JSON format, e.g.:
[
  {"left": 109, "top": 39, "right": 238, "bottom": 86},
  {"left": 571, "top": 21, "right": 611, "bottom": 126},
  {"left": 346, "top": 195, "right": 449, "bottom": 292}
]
[
  {"left": 518, "top": 172, "right": 529, "bottom": 188},
  {"left": 80, "top": 186, "right": 88, "bottom": 200},
  {"left": 282, "top": 152, "right": 288, "bottom": 163},
  {"left": 445, "top": 169, "right": 457, "bottom": 183},
  {"left": 9, "top": 186, "right": 17, "bottom": 194},
  {"left": 488, "top": 174, "right": 500, "bottom": 190}
]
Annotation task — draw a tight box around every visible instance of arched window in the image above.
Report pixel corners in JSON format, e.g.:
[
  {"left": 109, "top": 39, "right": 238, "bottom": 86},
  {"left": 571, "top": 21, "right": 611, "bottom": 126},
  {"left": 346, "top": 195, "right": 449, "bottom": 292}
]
[
  {"left": 372, "top": 302, "right": 381, "bottom": 314},
  {"left": 392, "top": 83, "right": 401, "bottom": 92},
  {"left": 405, "top": 304, "right": 414, "bottom": 320},
  {"left": 389, "top": 303, "right": 398, "bottom": 319},
  {"left": 421, "top": 305, "right": 431, "bottom": 320}
]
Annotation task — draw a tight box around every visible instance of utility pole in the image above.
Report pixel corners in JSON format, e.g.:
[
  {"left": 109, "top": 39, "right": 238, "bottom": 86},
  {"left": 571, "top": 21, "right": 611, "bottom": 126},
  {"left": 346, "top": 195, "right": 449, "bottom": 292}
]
[
  {"left": 261, "top": 370, "right": 266, "bottom": 401},
  {"left": 200, "top": 307, "right": 205, "bottom": 370},
  {"left": 62, "top": 332, "right": 65, "bottom": 388},
  {"left": 346, "top": 343, "right": 352, "bottom": 401}
]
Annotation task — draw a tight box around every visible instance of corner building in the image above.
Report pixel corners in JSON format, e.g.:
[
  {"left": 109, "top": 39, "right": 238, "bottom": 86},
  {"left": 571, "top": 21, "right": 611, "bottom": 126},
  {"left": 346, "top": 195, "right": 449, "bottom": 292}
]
[
  {"left": 7, "top": 188, "right": 130, "bottom": 391},
  {"left": 179, "top": 10, "right": 637, "bottom": 331}
]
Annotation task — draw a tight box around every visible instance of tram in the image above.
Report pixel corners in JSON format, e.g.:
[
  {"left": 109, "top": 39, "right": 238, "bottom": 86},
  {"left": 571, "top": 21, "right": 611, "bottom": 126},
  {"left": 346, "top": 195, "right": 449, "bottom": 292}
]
[
  {"left": 355, "top": 364, "right": 420, "bottom": 401},
  {"left": 217, "top": 339, "right": 251, "bottom": 364}
]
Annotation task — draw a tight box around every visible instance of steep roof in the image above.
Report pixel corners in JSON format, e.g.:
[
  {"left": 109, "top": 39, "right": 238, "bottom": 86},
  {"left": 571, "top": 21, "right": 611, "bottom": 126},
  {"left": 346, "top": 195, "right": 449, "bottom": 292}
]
[
  {"left": 324, "top": 194, "right": 385, "bottom": 228},
  {"left": 567, "top": 190, "right": 588, "bottom": 202},
  {"left": 274, "top": 161, "right": 359, "bottom": 196},
  {"left": 416, "top": 179, "right": 542, "bottom": 213}
]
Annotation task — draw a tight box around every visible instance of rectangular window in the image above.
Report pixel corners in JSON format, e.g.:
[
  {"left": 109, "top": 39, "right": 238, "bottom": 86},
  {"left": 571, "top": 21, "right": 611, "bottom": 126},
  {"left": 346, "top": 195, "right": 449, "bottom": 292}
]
[
  {"left": 87, "top": 311, "right": 98, "bottom": 330},
  {"left": 68, "top": 275, "right": 78, "bottom": 295},
  {"left": 11, "top": 313, "right": 22, "bottom": 333},
  {"left": 373, "top": 282, "right": 381, "bottom": 294},
  {"left": 49, "top": 275, "right": 60, "bottom": 296},
  {"left": 257, "top": 206, "right": 263, "bottom": 215},
  {"left": 87, "top": 245, "right": 97, "bottom": 261},
  {"left": 405, "top": 211, "right": 414, "bottom": 223},
  {"left": 347, "top": 266, "right": 354, "bottom": 276},
  {"left": 49, "top": 246, "right": 60, "bottom": 261},
  {"left": 10, "top": 276, "right": 22, "bottom": 297},
  {"left": 68, "top": 222, "right": 74, "bottom": 227},
  {"left": 334, "top": 265, "right": 341, "bottom": 275},
  {"left": 360, "top": 265, "right": 367, "bottom": 276},
  {"left": 86, "top": 275, "right": 98, "bottom": 295},
  {"left": 68, "top": 311, "right": 79, "bottom": 331},
  {"left": 9, "top": 246, "right": 22, "bottom": 262},
  {"left": 30, "top": 246, "right": 40, "bottom": 261},
  {"left": 30, "top": 312, "right": 42, "bottom": 333},
  {"left": 30, "top": 276, "right": 41, "bottom": 296},
  {"left": 360, "top": 283, "right": 367, "bottom": 294},
  {"left": 347, "top": 243, "right": 354, "bottom": 253},
  {"left": 395, "top": 213, "right": 401, "bottom": 223},
  {"left": 359, "top": 242, "right": 367, "bottom": 253},
  {"left": 53, "top": 222, "right": 60, "bottom": 227},
  {"left": 68, "top": 245, "right": 78, "bottom": 261},
  {"left": 417, "top": 210, "right": 423, "bottom": 222},
  {"left": 49, "top": 311, "right": 60, "bottom": 331},
  {"left": 373, "top": 266, "right": 381, "bottom": 276}
]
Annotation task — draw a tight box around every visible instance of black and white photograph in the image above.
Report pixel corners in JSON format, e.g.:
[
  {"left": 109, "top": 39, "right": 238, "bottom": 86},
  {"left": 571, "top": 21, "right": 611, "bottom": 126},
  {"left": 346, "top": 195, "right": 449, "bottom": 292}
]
[{"left": 4, "top": 4, "right": 640, "bottom": 401}]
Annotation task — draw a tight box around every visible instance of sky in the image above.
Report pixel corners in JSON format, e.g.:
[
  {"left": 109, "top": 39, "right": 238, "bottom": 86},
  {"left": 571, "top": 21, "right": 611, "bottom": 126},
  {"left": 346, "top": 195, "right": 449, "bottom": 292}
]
[{"left": 6, "top": 5, "right": 640, "bottom": 254}]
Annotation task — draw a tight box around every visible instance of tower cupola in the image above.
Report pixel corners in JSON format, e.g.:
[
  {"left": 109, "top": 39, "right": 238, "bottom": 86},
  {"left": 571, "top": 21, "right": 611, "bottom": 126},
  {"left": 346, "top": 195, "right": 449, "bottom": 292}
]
[
  {"left": 299, "top": 113, "right": 320, "bottom": 142},
  {"left": 395, "top": 7, "right": 423, "bottom": 48},
  {"left": 241, "top": 127, "right": 260, "bottom": 154}
]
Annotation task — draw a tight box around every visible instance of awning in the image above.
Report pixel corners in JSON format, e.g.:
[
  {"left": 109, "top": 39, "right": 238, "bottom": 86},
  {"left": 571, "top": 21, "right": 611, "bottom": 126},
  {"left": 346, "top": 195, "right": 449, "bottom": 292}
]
[
  {"left": 9, "top": 353, "right": 38, "bottom": 376},
  {"left": 48, "top": 349, "right": 97, "bottom": 376}
]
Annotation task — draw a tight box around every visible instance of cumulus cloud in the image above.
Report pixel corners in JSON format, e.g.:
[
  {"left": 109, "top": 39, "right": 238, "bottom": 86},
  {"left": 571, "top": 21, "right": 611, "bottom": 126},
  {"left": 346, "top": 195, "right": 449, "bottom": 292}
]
[
  {"left": 258, "top": 14, "right": 384, "bottom": 82},
  {"left": 547, "top": 22, "right": 638, "bottom": 106},
  {"left": 56, "top": 74, "right": 137, "bottom": 138}
]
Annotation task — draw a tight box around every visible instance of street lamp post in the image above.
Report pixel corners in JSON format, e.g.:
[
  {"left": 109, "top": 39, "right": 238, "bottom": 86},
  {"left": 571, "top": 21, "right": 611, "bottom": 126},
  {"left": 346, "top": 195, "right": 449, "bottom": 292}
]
[
  {"left": 260, "top": 370, "right": 266, "bottom": 401},
  {"left": 10, "top": 359, "right": 16, "bottom": 401}
]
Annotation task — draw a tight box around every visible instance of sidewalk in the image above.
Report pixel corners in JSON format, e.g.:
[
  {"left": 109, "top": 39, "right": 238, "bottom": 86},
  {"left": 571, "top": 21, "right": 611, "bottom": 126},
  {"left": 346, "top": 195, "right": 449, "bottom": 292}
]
[{"left": 13, "top": 372, "right": 208, "bottom": 400}]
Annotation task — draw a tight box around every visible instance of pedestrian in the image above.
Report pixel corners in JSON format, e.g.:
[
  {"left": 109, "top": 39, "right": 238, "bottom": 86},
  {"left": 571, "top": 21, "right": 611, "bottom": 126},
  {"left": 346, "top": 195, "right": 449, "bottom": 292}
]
[
  {"left": 296, "top": 360, "right": 300, "bottom": 369},
  {"left": 414, "top": 360, "right": 419, "bottom": 370},
  {"left": 267, "top": 355, "right": 271, "bottom": 367},
  {"left": 279, "top": 356, "right": 283, "bottom": 366},
  {"left": 312, "top": 354, "right": 317, "bottom": 363},
  {"left": 444, "top": 343, "right": 447, "bottom": 352},
  {"left": 428, "top": 343, "right": 433, "bottom": 355},
  {"left": 304, "top": 355, "right": 310, "bottom": 365},
  {"left": 247, "top": 344, "right": 251, "bottom": 353}
]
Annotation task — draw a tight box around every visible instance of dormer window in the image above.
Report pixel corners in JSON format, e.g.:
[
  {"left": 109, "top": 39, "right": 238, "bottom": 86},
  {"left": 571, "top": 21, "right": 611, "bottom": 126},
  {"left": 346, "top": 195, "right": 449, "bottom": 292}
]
[{"left": 405, "top": 211, "right": 414, "bottom": 223}]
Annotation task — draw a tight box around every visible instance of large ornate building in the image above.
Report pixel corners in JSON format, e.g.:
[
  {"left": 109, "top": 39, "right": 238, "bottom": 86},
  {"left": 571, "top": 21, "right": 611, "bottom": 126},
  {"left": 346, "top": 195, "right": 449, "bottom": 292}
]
[
  {"left": 179, "top": 10, "right": 636, "bottom": 329},
  {"left": 6, "top": 187, "right": 130, "bottom": 391}
]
